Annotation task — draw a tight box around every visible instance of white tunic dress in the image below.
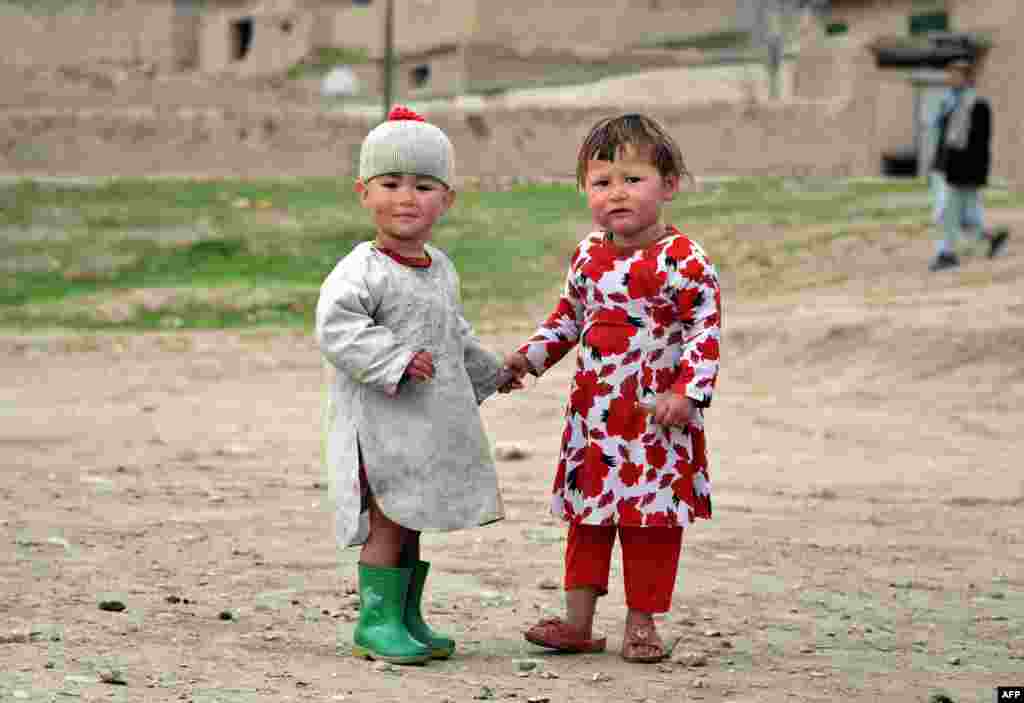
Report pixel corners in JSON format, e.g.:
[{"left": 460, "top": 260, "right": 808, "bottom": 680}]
[{"left": 316, "top": 242, "right": 506, "bottom": 547}]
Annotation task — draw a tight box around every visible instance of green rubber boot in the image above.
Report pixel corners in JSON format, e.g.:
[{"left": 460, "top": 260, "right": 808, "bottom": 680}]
[
  {"left": 404, "top": 560, "right": 456, "bottom": 659},
  {"left": 352, "top": 563, "right": 431, "bottom": 665}
]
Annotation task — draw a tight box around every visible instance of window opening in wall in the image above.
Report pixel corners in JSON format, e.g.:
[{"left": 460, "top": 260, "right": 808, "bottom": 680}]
[
  {"left": 466, "top": 114, "right": 490, "bottom": 138},
  {"left": 825, "top": 21, "right": 848, "bottom": 36},
  {"left": 909, "top": 11, "right": 948, "bottom": 35},
  {"left": 411, "top": 64, "right": 430, "bottom": 88},
  {"left": 231, "top": 17, "right": 254, "bottom": 61},
  {"left": 174, "top": 0, "right": 203, "bottom": 16},
  {"left": 352, "top": 0, "right": 372, "bottom": 6}
]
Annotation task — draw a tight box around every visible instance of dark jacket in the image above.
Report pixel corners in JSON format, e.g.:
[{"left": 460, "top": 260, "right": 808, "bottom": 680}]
[{"left": 934, "top": 97, "right": 992, "bottom": 188}]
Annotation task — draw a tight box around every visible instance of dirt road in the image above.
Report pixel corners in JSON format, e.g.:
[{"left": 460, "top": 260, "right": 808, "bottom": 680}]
[{"left": 2, "top": 227, "right": 1022, "bottom": 703}]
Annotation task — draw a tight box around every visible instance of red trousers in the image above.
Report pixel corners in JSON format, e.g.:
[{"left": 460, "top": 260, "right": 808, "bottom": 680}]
[{"left": 564, "top": 522, "right": 683, "bottom": 613}]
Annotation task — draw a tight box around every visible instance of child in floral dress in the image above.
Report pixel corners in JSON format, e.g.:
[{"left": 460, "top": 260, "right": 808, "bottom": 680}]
[{"left": 502, "top": 114, "right": 721, "bottom": 663}]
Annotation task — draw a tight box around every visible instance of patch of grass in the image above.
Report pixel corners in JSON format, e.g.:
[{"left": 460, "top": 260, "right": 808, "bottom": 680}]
[
  {"left": 634, "top": 29, "right": 752, "bottom": 52},
  {"left": 0, "top": 0, "right": 96, "bottom": 14},
  {"left": 9, "top": 291, "right": 314, "bottom": 331},
  {"left": 672, "top": 177, "right": 940, "bottom": 227},
  {"left": 3, "top": 176, "right": 1020, "bottom": 332},
  {"left": 287, "top": 46, "right": 370, "bottom": 79},
  {"left": 467, "top": 64, "right": 643, "bottom": 98},
  {"left": 0, "top": 178, "right": 585, "bottom": 331},
  {"left": 659, "top": 175, "right": 1024, "bottom": 296}
]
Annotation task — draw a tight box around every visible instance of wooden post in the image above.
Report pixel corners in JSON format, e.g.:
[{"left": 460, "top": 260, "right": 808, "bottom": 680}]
[
  {"left": 768, "top": 33, "right": 783, "bottom": 100},
  {"left": 382, "top": 0, "right": 394, "bottom": 121}
]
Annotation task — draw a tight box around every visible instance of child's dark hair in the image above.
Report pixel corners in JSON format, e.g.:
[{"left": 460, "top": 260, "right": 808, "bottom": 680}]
[{"left": 576, "top": 114, "right": 690, "bottom": 189}]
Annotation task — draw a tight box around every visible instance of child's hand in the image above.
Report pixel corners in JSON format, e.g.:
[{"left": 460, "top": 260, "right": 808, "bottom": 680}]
[
  {"left": 649, "top": 393, "right": 693, "bottom": 428},
  {"left": 496, "top": 368, "right": 526, "bottom": 394},
  {"left": 404, "top": 350, "right": 435, "bottom": 382},
  {"left": 503, "top": 352, "right": 532, "bottom": 379},
  {"left": 497, "top": 352, "right": 530, "bottom": 394}
]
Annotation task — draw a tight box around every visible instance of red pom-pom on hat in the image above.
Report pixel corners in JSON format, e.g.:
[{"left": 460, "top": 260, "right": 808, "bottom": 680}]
[{"left": 387, "top": 105, "right": 426, "bottom": 122}]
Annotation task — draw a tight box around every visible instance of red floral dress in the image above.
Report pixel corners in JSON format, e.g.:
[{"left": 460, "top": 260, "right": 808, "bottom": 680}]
[{"left": 518, "top": 226, "right": 721, "bottom": 528}]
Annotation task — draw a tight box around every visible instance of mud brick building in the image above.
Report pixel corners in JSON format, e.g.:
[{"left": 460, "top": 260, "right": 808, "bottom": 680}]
[
  {"left": 0, "top": 0, "right": 732, "bottom": 77},
  {"left": 1, "top": 0, "right": 313, "bottom": 75},
  {"left": 0, "top": 0, "right": 1021, "bottom": 185},
  {"left": 798, "top": 0, "right": 1023, "bottom": 184}
]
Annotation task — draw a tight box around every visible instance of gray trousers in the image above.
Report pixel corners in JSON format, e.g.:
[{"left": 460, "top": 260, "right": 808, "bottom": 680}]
[{"left": 934, "top": 174, "right": 985, "bottom": 255}]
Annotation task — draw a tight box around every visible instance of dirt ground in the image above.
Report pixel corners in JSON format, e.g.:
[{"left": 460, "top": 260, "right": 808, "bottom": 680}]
[{"left": 2, "top": 215, "right": 1023, "bottom": 703}]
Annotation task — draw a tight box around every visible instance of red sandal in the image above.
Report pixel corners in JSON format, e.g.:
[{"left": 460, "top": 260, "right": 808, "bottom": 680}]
[
  {"left": 524, "top": 617, "right": 607, "bottom": 653},
  {"left": 620, "top": 624, "right": 667, "bottom": 663}
]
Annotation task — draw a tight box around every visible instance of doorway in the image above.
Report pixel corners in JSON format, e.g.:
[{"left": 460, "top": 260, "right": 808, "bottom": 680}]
[{"left": 231, "top": 17, "right": 254, "bottom": 61}]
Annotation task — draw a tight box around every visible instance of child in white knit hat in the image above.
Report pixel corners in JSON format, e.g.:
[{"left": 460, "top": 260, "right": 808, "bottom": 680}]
[{"left": 316, "top": 106, "right": 517, "bottom": 665}]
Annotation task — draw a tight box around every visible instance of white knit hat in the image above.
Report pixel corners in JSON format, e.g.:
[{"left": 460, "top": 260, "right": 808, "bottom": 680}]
[{"left": 359, "top": 106, "right": 455, "bottom": 187}]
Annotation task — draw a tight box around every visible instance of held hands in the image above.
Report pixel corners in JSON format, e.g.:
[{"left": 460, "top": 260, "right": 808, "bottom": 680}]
[
  {"left": 497, "top": 351, "right": 530, "bottom": 394},
  {"left": 404, "top": 349, "right": 528, "bottom": 391},
  {"left": 404, "top": 350, "right": 435, "bottom": 382},
  {"left": 641, "top": 392, "right": 694, "bottom": 428}
]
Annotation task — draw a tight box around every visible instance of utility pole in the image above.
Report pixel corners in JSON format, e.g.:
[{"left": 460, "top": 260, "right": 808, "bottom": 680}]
[
  {"left": 752, "top": 0, "right": 782, "bottom": 100},
  {"left": 382, "top": 0, "right": 394, "bottom": 121},
  {"left": 753, "top": 0, "right": 807, "bottom": 100},
  {"left": 459, "top": 0, "right": 480, "bottom": 98},
  {"left": 768, "top": 29, "right": 783, "bottom": 100},
  {"left": 757, "top": 0, "right": 827, "bottom": 99}
]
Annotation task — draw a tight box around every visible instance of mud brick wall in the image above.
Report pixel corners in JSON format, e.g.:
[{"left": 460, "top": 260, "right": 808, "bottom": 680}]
[
  {"left": 0, "top": 106, "right": 368, "bottom": 178},
  {"left": 799, "top": 0, "right": 1023, "bottom": 186},
  {"left": 473, "top": 0, "right": 728, "bottom": 52},
  {"left": 0, "top": 95, "right": 879, "bottom": 182},
  {"left": 349, "top": 48, "right": 468, "bottom": 102},
  {"left": 461, "top": 44, "right": 691, "bottom": 91},
  {"left": 0, "top": 0, "right": 178, "bottom": 70},
  {"left": 348, "top": 44, "right": 692, "bottom": 103},
  {"left": 196, "top": 0, "right": 313, "bottom": 76},
  {"left": 432, "top": 100, "right": 879, "bottom": 183},
  {"left": 317, "top": 0, "right": 477, "bottom": 59},
  {"left": 825, "top": 0, "right": 916, "bottom": 40},
  {"left": 318, "top": 0, "right": 729, "bottom": 58}
]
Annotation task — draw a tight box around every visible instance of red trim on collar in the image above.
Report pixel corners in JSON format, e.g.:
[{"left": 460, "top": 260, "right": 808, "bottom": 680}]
[{"left": 375, "top": 246, "right": 432, "bottom": 268}]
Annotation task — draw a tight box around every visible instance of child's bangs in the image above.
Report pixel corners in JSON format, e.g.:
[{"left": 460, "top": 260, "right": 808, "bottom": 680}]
[
  {"left": 577, "top": 114, "right": 686, "bottom": 187},
  {"left": 583, "top": 116, "right": 656, "bottom": 161}
]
